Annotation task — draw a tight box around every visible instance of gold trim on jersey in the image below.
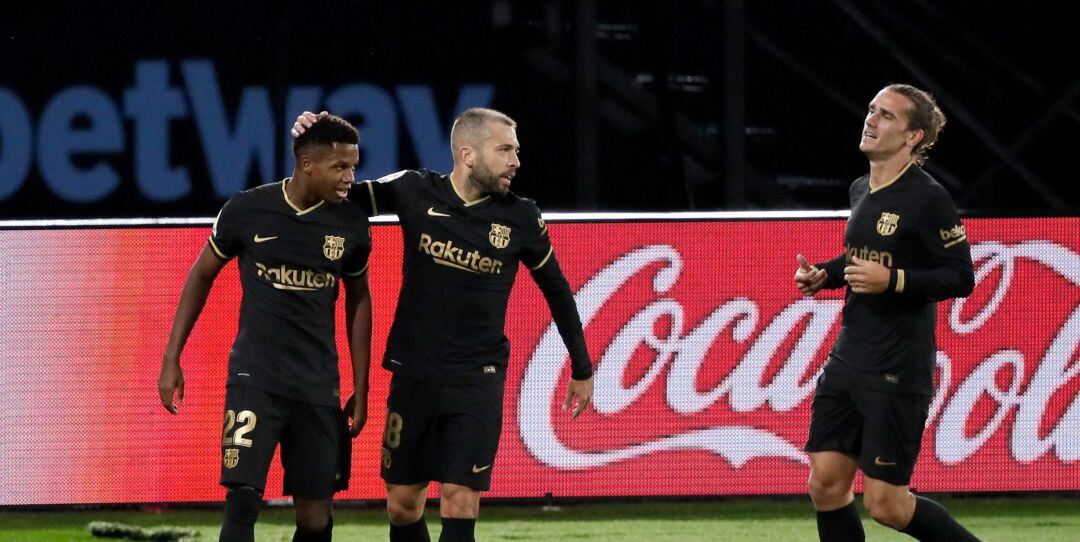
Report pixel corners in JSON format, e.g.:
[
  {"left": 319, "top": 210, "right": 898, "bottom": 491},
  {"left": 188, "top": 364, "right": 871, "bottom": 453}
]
[
  {"left": 282, "top": 179, "right": 326, "bottom": 215},
  {"left": 365, "top": 182, "right": 378, "bottom": 215},
  {"left": 529, "top": 246, "right": 554, "bottom": 270},
  {"left": 869, "top": 161, "right": 914, "bottom": 193},
  {"left": 895, "top": 269, "right": 906, "bottom": 293},
  {"left": 208, "top": 237, "right": 231, "bottom": 259},
  {"left": 344, "top": 262, "right": 369, "bottom": 277},
  {"left": 943, "top": 235, "right": 967, "bottom": 248},
  {"left": 448, "top": 173, "right": 491, "bottom": 206}
]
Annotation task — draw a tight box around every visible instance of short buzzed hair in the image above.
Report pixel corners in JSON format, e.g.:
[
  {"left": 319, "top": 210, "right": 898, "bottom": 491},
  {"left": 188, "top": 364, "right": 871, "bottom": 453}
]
[
  {"left": 293, "top": 114, "right": 359, "bottom": 157},
  {"left": 450, "top": 108, "right": 517, "bottom": 152}
]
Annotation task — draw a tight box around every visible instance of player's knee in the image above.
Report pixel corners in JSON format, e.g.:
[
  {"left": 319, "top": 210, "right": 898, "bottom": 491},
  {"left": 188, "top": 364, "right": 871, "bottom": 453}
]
[
  {"left": 439, "top": 484, "right": 479, "bottom": 519},
  {"left": 807, "top": 473, "right": 848, "bottom": 504},
  {"left": 294, "top": 515, "right": 333, "bottom": 542},
  {"left": 224, "top": 486, "right": 262, "bottom": 525},
  {"left": 387, "top": 498, "right": 423, "bottom": 525},
  {"left": 295, "top": 508, "right": 331, "bottom": 533},
  {"left": 864, "top": 494, "right": 905, "bottom": 529}
]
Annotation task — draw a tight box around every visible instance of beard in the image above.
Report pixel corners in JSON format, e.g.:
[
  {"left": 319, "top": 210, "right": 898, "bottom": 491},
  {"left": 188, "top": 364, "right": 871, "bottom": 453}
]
[{"left": 469, "top": 157, "right": 508, "bottom": 196}]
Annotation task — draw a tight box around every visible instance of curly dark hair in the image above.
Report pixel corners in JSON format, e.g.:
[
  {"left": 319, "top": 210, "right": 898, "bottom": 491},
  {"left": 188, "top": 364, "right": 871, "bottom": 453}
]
[{"left": 292, "top": 114, "right": 359, "bottom": 157}]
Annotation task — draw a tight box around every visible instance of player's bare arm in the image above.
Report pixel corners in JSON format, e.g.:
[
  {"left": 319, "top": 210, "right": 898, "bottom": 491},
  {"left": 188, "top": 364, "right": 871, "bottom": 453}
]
[
  {"left": 343, "top": 272, "right": 373, "bottom": 437},
  {"left": 158, "top": 244, "right": 229, "bottom": 414},
  {"left": 843, "top": 256, "right": 890, "bottom": 294},
  {"left": 794, "top": 254, "right": 828, "bottom": 296}
]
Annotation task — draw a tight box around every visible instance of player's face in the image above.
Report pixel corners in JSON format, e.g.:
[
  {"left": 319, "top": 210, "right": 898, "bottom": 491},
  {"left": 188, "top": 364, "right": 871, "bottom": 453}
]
[
  {"left": 859, "top": 90, "right": 921, "bottom": 161},
  {"left": 470, "top": 122, "right": 520, "bottom": 196},
  {"left": 310, "top": 143, "right": 359, "bottom": 203}
]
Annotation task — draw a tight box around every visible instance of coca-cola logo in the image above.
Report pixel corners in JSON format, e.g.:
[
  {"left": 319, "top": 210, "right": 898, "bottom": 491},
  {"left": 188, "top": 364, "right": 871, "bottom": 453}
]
[
  {"left": 519, "top": 241, "right": 1080, "bottom": 471},
  {"left": 934, "top": 241, "right": 1080, "bottom": 463}
]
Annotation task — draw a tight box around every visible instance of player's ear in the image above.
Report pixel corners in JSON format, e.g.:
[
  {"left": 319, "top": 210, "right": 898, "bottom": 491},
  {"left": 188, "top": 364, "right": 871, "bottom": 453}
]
[
  {"left": 907, "top": 128, "right": 925, "bottom": 149},
  {"left": 299, "top": 153, "right": 314, "bottom": 174},
  {"left": 461, "top": 145, "right": 475, "bottom": 167}
]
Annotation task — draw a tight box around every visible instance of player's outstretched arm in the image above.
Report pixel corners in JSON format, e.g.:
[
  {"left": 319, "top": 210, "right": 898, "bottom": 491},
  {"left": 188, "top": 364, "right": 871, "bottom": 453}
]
[
  {"left": 158, "top": 244, "right": 228, "bottom": 414},
  {"left": 528, "top": 252, "right": 595, "bottom": 419},
  {"left": 343, "top": 273, "right": 372, "bottom": 437}
]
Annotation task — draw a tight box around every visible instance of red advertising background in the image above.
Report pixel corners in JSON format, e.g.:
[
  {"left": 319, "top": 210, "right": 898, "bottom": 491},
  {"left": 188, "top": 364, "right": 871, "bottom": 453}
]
[{"left": 0, "top": 217, "right": 1076, "bottom": 505}]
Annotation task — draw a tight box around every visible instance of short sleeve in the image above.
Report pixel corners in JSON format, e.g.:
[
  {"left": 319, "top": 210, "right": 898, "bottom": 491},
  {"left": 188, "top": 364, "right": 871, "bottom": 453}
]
[
  {"left": 519, "top": 200, "right": 554, "bottom": 270},
  {"left": 354, "top": 170, "right": 415, "bottom": 216},
  {"left": 207, "top": 196, "right": 243, "bottom": 260},
  {"left": 343, "top": 222, "right": 373, "bottom": 277}
]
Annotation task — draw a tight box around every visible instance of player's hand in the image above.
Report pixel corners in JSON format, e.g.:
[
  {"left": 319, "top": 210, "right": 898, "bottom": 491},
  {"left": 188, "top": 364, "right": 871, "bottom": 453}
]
[
  {"left": 564, "top": 376, "right": 594, "bottom": 420},
  {"left": 794, "top": 254, "right": 827, "bottom": 296},
  {"left": 843, "top": 256, "right": 890, "bottom": 294},
  {"left": 290, "top": 110, "right": 328, "bottom": 138},
  {"left": 157, "top": 357, "right": 184, "bottom": 415},
  {"left": 344, "top": 393, "right": 367, "bottom": 437}
]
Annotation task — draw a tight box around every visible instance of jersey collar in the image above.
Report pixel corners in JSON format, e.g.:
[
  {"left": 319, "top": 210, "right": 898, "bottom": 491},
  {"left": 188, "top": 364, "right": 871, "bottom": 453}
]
[
  {"left": 869, "top": 161, "right": 915, "bottom": 194},
  {"left": 281, "top": 178, "right": 326, "bottom": 215},
  {"left": 447, "top": 173, "right": 492, "bottom": 207}
]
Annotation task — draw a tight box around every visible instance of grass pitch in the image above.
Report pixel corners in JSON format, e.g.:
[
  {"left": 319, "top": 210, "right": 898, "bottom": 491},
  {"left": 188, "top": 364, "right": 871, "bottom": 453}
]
[{"left": 1, "top": 496, "right": 1077, "bottom": 541}]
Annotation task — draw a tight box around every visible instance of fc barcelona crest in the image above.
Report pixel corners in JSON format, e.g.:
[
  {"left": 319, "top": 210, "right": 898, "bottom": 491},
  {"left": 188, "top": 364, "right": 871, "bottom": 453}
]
[
  {"left": 223, "top": 448, "right": 240, "bottom": 469},
  {"left": 323, "top": 235, "right": 345, "bottom": 260},
  {"left": 489, "top": 223, "right": 511, "bottom": 249},
  {"left": 876, "top": 212, "right": 899, "bottom": 236}
]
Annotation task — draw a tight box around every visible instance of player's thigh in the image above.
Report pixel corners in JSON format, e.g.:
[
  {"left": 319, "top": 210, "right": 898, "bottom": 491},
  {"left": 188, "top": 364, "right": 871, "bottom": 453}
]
[
  {"left": 220, "top": 384, "right": 289, "bottom": 491},
  {"left": 280, "top": 400, "right": 348, "bottom": 499},
  {"left": 853, "top": 389, "right": 931, "bottom": 486},
  {"left": 805, "top": 371, "right": 864, "bottom": 457},
  {"left": 381, "top": 376, "right": 438, "bottom": 486},
  {"left": 436, "top": 379, "right": 504, "bottom": 491}
]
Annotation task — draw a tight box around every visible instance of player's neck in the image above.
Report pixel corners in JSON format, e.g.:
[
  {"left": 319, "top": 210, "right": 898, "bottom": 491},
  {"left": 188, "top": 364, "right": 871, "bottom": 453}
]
[
  {"left": 449, "top": 169, "right": 484, "bottom": 204},
  {"left": 285, "top": 174, "right": 321, "bottom": 210},
  {"left": 867, "top": 154, "right": 914, "bottom": 190}
]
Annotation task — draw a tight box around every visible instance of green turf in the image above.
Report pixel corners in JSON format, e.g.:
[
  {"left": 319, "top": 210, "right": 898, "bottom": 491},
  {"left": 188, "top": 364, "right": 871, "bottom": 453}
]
[{"left": 0, "top": 497, "right": 1077, "bottom": 541}]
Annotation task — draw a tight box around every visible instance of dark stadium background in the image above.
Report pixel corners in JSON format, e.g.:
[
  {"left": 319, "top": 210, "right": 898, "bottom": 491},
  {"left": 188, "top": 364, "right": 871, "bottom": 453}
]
[{"left": 1, "top": 0, "right": 1075, "bottom": 218}]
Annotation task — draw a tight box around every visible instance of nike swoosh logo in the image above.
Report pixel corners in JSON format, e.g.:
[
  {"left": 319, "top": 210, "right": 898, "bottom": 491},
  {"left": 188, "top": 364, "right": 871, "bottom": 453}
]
[
  {"left": 874, "top": 456, "right": 897, "bottom": 466},
  {"left": 254, "top": 235, "right": 278, "bottom": 243},
  {"left": 427, "top": 207, "right": 451, "bottom": 217},
  {"left": 471, "top": 464, "right": 491, "bottom": 473}
]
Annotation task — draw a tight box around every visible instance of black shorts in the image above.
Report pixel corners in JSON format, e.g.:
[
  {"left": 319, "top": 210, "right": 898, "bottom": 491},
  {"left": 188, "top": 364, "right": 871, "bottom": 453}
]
[
  {"left": 804, "top": 369, "right": 931, "bottom": 486},
  {"left": 380, "top": 374, "right": 504, "bottom": 491},
  {"left": 219, "top": 384, "right": 350, "bottom": 498}
]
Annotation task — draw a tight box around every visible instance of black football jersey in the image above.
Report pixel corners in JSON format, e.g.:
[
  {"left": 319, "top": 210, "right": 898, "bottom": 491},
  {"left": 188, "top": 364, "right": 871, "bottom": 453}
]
[
  {"left": 355, "top": 169, "right": 579, "bottom": 384},
  {"left": 818, "top": 163, "right": 974, "bottom": 394},
  {"left": 209, "top": 180, "right": 371, "bottom": 405}
]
